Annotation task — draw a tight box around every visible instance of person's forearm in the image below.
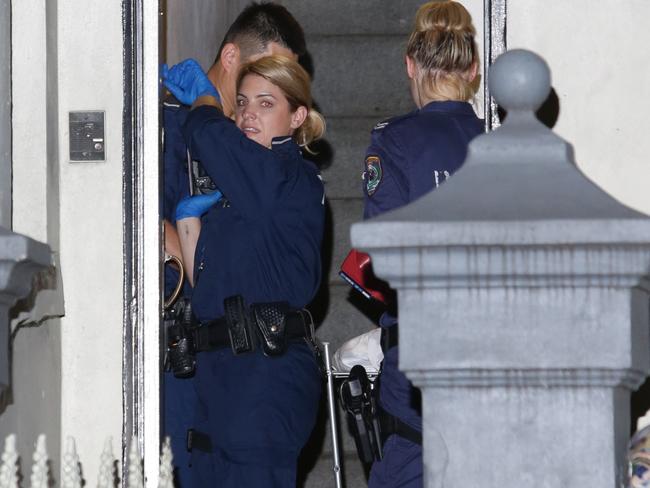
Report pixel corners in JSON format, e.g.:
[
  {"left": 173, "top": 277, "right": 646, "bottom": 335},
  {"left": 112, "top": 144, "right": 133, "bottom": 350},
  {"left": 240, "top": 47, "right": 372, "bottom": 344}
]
[
  {"left": 176, "top": 217, "right": 201, "bottom": 287},
  {"left": 164, "top": 219, "right": 182, "bottom": 264}
]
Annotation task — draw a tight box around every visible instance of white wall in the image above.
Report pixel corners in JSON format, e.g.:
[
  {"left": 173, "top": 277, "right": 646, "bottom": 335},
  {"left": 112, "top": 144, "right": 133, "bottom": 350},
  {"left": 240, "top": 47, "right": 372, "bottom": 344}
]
[
  {"left": 508, "top": 0, "right": 650, "bottom": 214},
  {"left": 56, "top": 0, "right": 124, "bottom": 481},
  {"left": 6, "top": 0, "right": 125, "bottom": 483}
]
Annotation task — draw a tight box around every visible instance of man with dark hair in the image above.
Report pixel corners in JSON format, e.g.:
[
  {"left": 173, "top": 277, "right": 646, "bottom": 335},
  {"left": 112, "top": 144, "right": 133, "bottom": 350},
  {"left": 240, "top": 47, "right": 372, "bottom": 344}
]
[
  {"left": 207, "top": 1, "right": 305, "bottom": 118},
  {"left": 215, "top": 1, "right": 306, "bottom": 64},
  {"left": 162, "top": 3, "right": 307, "bottom": 487}
]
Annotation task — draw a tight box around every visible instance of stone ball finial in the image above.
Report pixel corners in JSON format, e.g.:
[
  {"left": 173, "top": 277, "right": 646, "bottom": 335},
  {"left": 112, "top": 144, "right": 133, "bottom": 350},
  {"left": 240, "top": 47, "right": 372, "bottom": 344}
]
[{"left": 489, "top": 49, "right": 551, "bottom": 112}]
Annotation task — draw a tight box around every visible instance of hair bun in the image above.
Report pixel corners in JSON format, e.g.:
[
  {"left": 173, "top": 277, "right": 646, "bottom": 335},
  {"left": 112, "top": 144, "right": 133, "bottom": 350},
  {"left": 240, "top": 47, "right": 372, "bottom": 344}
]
[
  {"left": 299, "top": 109, "right": 326, "bottom": 152},
  {"left": 406, "top": 1, "right": 479, "bottom": 102},
  {"left": 415, "top": 1, "right": 476, "bottom": 37}
]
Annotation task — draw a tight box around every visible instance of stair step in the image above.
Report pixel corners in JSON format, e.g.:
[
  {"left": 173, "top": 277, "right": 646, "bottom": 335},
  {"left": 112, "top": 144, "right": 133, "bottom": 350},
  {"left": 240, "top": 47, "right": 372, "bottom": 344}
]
[
  {"left": 299, "top": 393, "right": 371, "bottom": 487},
  {"left": 325, "top": 198, "right": 364, "bottom": 282},
  {"left": 316, "top": 284, "right": 378, "bottom": 352},
  {"left": 283, "top": 0, "right": 422, "bottom": 36},
  {"left": 281, "top": 2, "right": 414, "bottom": 485},
  {"left": 302, "top": 392, "right": 372, "bottom": 457},
  {"left": 319, "top": 117, "right": 378, "bottom": 200},
  {"left": 299, "top": 452, "right": 369, "bottom": 488},
  {"left": 309, "top": 35, "right": 413, "bottom": 118}
]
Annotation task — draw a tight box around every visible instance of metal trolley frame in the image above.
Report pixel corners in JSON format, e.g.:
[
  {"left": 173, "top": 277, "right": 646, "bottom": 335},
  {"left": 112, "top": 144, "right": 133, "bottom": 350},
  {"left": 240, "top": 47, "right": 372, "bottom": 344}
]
[{"left": 322, "top": 342, "right": 378, "bottom": 488}]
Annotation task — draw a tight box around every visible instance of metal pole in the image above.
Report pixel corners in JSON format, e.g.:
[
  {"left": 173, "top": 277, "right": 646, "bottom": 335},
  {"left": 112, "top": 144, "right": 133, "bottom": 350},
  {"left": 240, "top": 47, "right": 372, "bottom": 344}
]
[
  {"left": 483, "top": 0, "right": 507, "bottom": 131},
  {"left": 323, "top": 342, "right": 343, "bottom": 488}
]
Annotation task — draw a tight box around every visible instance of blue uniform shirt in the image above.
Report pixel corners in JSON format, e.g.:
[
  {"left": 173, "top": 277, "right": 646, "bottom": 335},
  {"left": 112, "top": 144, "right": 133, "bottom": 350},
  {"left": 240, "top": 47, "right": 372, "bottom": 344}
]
[
  {"left": 182, "top": 105, "right": 325, "bottom": 321},
  {"left": 162, "top": 97, "right": 194, "bottom": 300},
  {"left": 163, "top": 97, "right": 191, "bottom": 224},
  {"left": 363, "top": 100, "right": 483, "bottom": 219},
  {"left": 361, "top": 100, "right": 483, "bottom": 433}
]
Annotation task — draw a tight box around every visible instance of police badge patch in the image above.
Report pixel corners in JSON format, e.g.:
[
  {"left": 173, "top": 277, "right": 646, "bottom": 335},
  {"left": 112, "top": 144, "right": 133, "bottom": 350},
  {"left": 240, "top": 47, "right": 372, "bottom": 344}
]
[{"left": 365, "top": 155, "right": 382, "bottom": 196}]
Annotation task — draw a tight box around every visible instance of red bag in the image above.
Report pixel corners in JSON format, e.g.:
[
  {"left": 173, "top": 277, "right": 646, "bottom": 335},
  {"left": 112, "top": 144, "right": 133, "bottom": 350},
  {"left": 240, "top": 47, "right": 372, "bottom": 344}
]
[{"left": 339, "top": 249, "right": 391, "bottom": 304}]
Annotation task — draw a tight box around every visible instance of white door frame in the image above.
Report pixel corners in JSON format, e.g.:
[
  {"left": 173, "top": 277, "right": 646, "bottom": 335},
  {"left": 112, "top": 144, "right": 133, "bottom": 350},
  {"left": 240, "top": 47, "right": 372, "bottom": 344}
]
[
  {"left": 122, "top": 0, "right": 161, "bottom": 485},
  {"left": 484, "top": 0, "right": 507, "bottom": 130},
  {"left": 120, "top": 1, "right": 506, "bottom": 485}
]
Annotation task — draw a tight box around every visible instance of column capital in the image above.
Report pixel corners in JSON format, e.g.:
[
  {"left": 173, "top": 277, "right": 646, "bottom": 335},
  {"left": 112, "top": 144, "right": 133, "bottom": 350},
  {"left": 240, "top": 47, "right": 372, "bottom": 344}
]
[
  {"left": 350, "top": 50, "right": 650, "bottom": 487},
  {"left": 0, "top": 226, "right": 52, "bottom": 393}
]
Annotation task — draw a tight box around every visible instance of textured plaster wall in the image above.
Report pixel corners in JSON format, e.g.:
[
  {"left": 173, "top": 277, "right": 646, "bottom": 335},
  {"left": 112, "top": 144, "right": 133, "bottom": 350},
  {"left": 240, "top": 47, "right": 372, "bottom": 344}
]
[{"left": 508, "top": 0, "right": 650, "bottom": 214}]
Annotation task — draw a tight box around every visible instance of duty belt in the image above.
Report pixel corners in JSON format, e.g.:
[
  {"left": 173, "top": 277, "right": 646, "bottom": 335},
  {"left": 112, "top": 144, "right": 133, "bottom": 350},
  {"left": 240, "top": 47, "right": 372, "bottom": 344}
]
[
  {"left": 380, "top": 325, "right": 398, "bottom": 352},
  {"left": 379, "top": 407, "right": 422, "bottom": 446},
  {"left": 193, "top": 298, "right": 316, "bottom": 357},
  {"left": 166, "top": 296, "right": 323, "bottom": 379}
]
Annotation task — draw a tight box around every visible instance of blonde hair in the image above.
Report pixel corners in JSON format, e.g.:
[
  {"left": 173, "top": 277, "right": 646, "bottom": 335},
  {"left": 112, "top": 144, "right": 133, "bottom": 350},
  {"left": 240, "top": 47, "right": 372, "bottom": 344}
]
[
  {"left": 237, "top": 55, "right": 325, "bottom": 151},
  {"left": 406, "top": 0, "right": 479, "bottom": 101}
]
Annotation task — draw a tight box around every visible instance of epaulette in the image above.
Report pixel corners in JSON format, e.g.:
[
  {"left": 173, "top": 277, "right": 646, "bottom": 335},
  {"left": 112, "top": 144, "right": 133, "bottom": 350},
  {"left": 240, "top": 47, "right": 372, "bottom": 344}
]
[
  {"left": 371, "top": 110, "right": 418, "bottom": 133},
  {"left": 162, "top": 93, "right": 182, "bottom": 108},
  {"left": 372, "top": 119, "right": 390, "bottom": 131}
]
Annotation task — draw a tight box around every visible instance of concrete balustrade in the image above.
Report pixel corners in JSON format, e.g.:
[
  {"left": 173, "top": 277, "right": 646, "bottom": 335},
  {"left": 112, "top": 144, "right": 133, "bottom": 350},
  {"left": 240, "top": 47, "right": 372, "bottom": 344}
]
[
  {"left": 0, "top": 228, "right": 51, "bottom": 398},
  {"left": 352, "top": 49, "right": 650, "bottom": 487}
]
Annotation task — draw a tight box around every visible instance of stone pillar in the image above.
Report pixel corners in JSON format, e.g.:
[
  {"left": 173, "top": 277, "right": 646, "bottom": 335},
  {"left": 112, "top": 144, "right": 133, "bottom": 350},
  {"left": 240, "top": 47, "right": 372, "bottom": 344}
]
[
  {"left": 351, "top": 50, "right": 650, "bottom": 487},
  {"left": 0, "top": 227, "right": 51, "bottom": 396}
]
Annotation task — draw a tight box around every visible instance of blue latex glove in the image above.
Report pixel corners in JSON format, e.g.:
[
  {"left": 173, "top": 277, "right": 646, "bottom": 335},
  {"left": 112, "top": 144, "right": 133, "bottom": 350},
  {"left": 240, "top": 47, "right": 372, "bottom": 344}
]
[
  {"left": 162, "top": 59, "right": 220, "bottom": 106},
  {"left": 175, "top": 191, "right": 223, "bottom": 220}
]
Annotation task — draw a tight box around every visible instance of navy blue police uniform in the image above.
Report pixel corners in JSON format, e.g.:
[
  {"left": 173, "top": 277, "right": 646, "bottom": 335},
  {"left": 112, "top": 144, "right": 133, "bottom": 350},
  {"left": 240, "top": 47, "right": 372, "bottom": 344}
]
[
  {"left": 162, "top": 96, "right": 198, "bottom": 488},
  {"left": 363, "top": 100, "right": 483, "bottom": 488},
  {"left": 182, "top": 105, "right": 324, "bottom": 487}
]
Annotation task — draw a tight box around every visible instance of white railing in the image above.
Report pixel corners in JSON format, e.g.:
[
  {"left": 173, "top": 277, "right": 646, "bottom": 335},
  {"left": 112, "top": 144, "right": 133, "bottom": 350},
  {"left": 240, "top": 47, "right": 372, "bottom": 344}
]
[{"left": 0, "top": 435, "right": 173, "bottom": 488}]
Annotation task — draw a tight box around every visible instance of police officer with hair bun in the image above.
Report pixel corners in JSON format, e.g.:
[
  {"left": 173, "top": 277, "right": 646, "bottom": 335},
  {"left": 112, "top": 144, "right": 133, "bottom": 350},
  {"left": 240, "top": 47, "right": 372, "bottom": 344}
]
[{"left": 361, "top": 1, "right": 483, "bottom": 486}]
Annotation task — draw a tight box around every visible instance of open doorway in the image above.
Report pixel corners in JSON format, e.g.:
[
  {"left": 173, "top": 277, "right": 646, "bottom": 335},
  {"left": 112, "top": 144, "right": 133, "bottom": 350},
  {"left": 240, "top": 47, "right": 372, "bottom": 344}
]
[{"left": 123, "top": 1, "right": 506, "bottom": 485}]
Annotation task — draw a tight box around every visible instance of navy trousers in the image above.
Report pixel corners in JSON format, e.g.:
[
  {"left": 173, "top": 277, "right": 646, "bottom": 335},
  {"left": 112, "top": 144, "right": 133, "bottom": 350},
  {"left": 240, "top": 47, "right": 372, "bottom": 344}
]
[
  {"left": 191, "top": 342, "right": 321, "bottom": 487},
  {"left": 163, "top": 372, "right": 198, "bottom": 487},
  {"left": 369, "top": 344, "right": 423, "bottom": 488}
]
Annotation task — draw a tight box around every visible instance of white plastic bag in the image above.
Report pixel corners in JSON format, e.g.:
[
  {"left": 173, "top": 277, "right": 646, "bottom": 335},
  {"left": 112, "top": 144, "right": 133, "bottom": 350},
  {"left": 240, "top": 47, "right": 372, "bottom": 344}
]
[{"left": 331, "top": 328, "right": 383, "bottom": 374}]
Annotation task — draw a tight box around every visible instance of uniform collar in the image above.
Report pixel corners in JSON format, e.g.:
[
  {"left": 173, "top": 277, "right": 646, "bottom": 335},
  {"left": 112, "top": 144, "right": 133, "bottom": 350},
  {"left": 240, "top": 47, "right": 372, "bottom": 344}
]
[
  {"left": 271, "top": 136, "right": 301, "bottom": 157},
  {"left": 420, "top": 100, "right": 476, "bottom": 116}
]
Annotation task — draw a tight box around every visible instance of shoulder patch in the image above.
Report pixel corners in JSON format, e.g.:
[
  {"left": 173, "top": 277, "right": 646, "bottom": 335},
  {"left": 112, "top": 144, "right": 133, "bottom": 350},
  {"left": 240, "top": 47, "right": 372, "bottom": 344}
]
[{"left": 365, "top": 155, "right": 382, "bottom": 196}]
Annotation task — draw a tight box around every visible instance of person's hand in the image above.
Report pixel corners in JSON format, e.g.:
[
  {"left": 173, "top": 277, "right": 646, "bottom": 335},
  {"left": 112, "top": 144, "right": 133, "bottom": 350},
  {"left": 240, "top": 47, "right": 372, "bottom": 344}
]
[
  {"left": 175, "top": 191, "right": 223, "bottom": 220},
  {"left": 162, "top": 59, "right": 220, "bottom": 106}
]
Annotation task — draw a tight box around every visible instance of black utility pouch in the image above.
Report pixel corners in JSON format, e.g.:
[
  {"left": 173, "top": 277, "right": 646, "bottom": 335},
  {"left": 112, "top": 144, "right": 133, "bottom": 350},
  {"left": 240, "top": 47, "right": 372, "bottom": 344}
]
[
  {"left": 188, "top": 152, "right": 219, "bottom": 196},
  {"left": 168, "top": 324, "right": 196, "bottom": 378},
  {"left": 251, "top": 302, "right": 289, "bottom": 356},
  {"left": 224, "top": 295, "right": 254, "bottom": 355},
  {"left": 167, "top": 298, "right": 196, "bottom": 378}
]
